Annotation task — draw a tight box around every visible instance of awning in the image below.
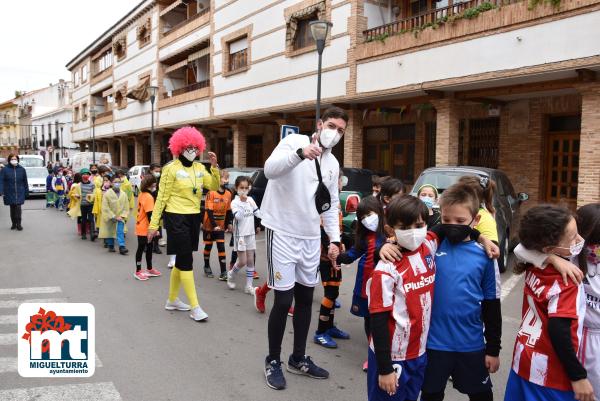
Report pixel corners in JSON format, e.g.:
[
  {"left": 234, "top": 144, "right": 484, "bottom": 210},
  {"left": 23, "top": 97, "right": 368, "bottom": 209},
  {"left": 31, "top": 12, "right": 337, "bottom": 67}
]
[
  {"left": 286, "top": 1, "right": 326, "bottom": 47},
  {"left": 126, "top": 76, "right": 151, "bottom": 101},
  {"left": 165, "top": 59, "right": 188, "bottom": 74},
  {"left": 229, "top": 37, "right": 247, "bottom": 54},
  {"left": 102, "top": 88, "right": 114, "bottom": 98},
  {"left": 160, "top": 0, "right": 183, "bottom": 17},
  {"left": 187, "top": 47, "right": 210, "bottom": 62}
]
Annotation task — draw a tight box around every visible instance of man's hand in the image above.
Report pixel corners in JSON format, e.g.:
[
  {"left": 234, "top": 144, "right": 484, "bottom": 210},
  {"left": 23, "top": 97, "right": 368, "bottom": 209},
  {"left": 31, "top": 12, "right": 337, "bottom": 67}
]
[
  {"left": 208, "top": 151, "right": 218, "bottom": 167},
  {"left": 485, "top": 355, "right": 500, "bottom": 373},
  {"left": 571, "top": 378, "right": 595, "bottom": 401},
  {"left": 213, "top": 226, "right": 222, "bottom": 231},
  {"left": 548, "top": 254, "right": 583, "bottom": 286},
  {"left": 302, "top": 135, "right": 322, "bottom": 161},
  {"left": 328, "top": 243, "right": 340, "bottom": 270},
  {"left": 226, "top": 224, "right": 233, "bottom": 233},
  {"left": 380, "top": 243, "right": 402, "bottom": 263},
  {"left": 378, "top": 372, "right": 398, "bottom": 396},
  {"left": 147, "top": 228, "right": 159, "bottom": 242}
]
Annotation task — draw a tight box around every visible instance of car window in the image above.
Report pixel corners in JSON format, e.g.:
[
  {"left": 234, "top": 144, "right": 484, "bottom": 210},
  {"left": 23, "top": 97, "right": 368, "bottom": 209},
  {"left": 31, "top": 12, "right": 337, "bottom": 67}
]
[
  {"left": 141, "top": 167, "right": 148, "bottom": 176},
  {"left": 504, "top": 176, "right": 516, "bottom": 198},
  {"left": 412, "top": 171, "right": 477, "bottom": 194},
  {"left": 343, "top": 169, "right": 373, "bottom": 194},
  {"left": 132, "top": 168, "right": 139, "bottom": 176},
  {"left": 494, "top": 174, "right": 506, "bottom": 196}
]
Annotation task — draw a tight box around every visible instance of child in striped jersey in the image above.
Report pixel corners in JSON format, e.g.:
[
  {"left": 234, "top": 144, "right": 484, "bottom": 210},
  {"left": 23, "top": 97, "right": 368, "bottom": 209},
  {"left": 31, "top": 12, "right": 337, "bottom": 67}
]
[
  {"left": 227, "top": 176, "right": 261, "bottom": 293},
  {"left": 203, "top": 170, "right": 233, "bottom": 279}
]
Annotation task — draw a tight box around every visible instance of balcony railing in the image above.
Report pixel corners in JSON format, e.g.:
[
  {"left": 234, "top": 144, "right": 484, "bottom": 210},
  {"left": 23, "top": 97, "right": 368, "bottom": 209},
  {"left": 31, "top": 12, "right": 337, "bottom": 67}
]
[
  {"left": 162, "top": 7, "right": 210, "bottom": 37},
  {"left": 163, "top": 80, "right": 210, "bottom": 99},
  {"left": 96, "top": 110, "right": 113, "bottom": 119},
  {"left": 0, "top": 117, "right": 16, "bottom": 125},
  {"left": 363, "top": 0, "right": 520, "bottom": 41}
]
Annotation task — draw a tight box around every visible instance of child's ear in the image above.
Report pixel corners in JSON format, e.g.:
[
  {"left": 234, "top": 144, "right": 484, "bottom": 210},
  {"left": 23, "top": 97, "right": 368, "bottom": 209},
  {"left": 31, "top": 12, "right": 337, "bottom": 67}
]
[
  {"left": 472, "top": 213, "right": 481, "bottom": 227},
  {"left": 383, "top": 196, "right": 390, "bottom": 204}
]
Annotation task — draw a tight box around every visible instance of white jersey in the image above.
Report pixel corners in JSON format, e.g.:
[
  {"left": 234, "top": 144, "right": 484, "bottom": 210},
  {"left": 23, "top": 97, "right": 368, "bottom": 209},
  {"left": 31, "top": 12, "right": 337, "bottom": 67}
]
[
  {"left": 232, "top": 196, "right": 260, "bottom": 238},
  {"left": 584, "top": 259, "right": 600, "bottom": 329},
  {"left": 260, "top": 133, "right": 340, "bottom": 242}
]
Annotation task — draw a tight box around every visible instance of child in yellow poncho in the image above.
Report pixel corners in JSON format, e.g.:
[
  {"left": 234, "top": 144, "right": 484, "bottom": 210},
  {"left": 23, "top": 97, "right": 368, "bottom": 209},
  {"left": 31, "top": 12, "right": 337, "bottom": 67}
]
[
  {"left": 67, "top": 173, "right": 82, "bottom": 234},
  {"left": 99, "top": 175, "right": 130, "bottom": 255}
]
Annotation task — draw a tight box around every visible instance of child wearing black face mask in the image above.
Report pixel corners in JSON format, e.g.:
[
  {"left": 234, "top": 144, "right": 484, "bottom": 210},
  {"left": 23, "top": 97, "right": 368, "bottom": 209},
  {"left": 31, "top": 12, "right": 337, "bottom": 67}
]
[{"left": 420, "top": 182, "right": 502, "bottom": 401}]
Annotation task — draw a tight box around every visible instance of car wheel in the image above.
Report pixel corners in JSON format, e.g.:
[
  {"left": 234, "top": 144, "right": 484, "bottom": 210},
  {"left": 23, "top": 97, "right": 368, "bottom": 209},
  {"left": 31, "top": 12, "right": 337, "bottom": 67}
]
[{"left": 498, "top": 233, "right": 509, "bottom": 273}]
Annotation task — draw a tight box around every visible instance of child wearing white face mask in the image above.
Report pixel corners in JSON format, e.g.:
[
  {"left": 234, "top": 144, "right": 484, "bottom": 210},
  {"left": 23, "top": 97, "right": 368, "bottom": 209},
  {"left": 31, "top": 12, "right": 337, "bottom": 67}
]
[
  {"left": 336, "top": 195, "right": 387, "bottom": 371},
  {"left": 227, "top": 176, "right": 261, "bottom": 293}
]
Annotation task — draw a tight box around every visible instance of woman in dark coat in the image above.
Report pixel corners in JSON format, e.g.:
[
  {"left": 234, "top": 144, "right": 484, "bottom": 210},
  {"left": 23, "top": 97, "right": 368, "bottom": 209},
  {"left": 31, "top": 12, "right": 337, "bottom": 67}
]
[{"left": 0, "top": 153, "right": 29, "bottom": 230}]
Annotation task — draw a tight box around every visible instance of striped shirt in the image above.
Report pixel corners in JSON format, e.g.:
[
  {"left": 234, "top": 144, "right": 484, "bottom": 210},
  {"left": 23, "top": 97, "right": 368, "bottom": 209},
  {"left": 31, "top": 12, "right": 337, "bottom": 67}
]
[{"left": 80, "top": 181, "right": 95, "bottom": 206}]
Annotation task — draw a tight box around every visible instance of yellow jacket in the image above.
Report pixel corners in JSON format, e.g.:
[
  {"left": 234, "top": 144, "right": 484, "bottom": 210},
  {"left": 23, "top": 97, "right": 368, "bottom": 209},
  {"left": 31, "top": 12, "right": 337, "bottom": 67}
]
[
  {"left": 476, "top": 208, "right": 498, "bottom": 243},
  {"left": 149, "top": 160, "right": 220, "bottom": 230},
  {"left": 99, "top": 188, "right": 130, "bottom": 239},
  {"left": 121, "top": 177, "right": 135, "bottom": 210},
  {"left": 67, "top": 183, "right": 82, "bottom": 219}
]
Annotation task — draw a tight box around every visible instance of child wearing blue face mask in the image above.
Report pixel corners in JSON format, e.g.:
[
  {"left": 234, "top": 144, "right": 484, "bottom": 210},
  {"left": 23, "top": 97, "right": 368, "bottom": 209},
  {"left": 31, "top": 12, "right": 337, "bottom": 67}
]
[
  {"left": 336, "top": 195, "right": 387, "bottom": 371},
  {"left": 417, "top": 184, "right": 440, "bottom": 228}
]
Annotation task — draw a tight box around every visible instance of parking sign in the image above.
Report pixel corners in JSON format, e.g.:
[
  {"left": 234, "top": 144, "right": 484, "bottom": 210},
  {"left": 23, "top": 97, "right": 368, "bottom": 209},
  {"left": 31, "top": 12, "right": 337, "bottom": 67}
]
[{"left": 280, "top": 125, "right": 299, "bottom": 140}]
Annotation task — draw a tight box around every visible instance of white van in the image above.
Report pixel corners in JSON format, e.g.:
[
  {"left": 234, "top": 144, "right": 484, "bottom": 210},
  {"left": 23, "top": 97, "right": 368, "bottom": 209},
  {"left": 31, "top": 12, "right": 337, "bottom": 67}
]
[
  {"left": 71, "top": 152, "right": 112, "bottom": 173},
  {"left": 18, "top": 155, "right": 45, "bottom": 168},
  {"left": 128, "top": 165, "right": 149, "bottom": 195}
]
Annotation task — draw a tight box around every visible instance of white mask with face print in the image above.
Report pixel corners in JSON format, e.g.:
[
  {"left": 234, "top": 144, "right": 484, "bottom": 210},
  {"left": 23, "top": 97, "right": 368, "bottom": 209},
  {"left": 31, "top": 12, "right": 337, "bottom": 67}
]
[{"left": 182, "top": 149, "right": 197, "bottom": 162}]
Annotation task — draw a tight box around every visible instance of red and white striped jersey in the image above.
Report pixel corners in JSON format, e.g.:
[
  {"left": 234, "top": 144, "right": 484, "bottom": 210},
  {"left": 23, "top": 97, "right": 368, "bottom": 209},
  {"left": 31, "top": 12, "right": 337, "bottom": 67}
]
[
  {"left": 512, "top": 266, "right": 586, "bottom": 391},
  {"left": 367, "top": 232, "right": 438, "bottom": 361}
]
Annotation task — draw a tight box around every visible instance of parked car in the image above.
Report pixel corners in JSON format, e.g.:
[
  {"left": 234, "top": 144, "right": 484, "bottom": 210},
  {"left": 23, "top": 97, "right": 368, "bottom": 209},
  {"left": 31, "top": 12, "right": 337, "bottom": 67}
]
[
  {"left": 225, "top": 167, "right": 260, "bottom": 192},
  {"left": 18, "top": 155, "right": 45, "bottom": 168},
  {"left": 410, "top": 166, "right": 529, "bottom": 272},
  {"left": 128, "top": 165, "right": 149, "bottom": 195},
  {"left": 249, "top": 167, "right": 376, "bottom": 240},
  {"left": 24, "top": 167, "right": 49, "bottom": 198}
]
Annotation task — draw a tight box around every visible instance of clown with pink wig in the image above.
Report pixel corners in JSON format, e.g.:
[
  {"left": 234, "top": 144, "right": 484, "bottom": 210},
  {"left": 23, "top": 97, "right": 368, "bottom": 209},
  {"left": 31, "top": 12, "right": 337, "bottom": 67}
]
[{"left": 148, "top": 126, "right": 220, "bottom": 322}]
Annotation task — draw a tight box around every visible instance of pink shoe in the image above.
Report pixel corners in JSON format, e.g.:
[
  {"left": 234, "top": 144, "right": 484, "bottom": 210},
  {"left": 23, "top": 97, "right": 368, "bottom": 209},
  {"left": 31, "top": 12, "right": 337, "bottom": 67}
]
[
  {"left": 362, "top": 360, "right": 368, "bottom": 372},
  {"left": 134, "top": 271, "right": 149, "bottom": 281},
  {"left": 146, "top": 268, "right": 162, "bottom": 277}
]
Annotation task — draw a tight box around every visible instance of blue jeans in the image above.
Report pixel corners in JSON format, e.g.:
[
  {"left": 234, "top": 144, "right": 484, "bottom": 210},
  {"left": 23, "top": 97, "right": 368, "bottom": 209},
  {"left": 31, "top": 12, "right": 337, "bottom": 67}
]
[{"left": 106, "top": 221, "right": 125, "bottom": 248}]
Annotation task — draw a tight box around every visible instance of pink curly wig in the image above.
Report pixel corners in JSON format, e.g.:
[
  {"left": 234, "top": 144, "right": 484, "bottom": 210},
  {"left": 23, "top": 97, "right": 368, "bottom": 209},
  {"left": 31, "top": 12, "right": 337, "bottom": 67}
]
[{"left": 168, "top": 126, "right": 206, "bottom": 157}]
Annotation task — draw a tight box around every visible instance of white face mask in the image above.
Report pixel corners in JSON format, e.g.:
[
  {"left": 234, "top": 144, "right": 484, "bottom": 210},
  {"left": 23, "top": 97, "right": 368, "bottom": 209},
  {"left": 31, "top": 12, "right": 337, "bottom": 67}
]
[
  {"left": 10, "top": 160, "right": 18, "bottom": 166},
  {"left": 152, "top": 172, "right": 161, "bottom": 178},
  {"left": 238, "top": 189, "right": 249, "bottom": 197},
  {"left": 361, "top": 214, "right": 379, "bottom": 232},
  {"left": 182, "top": 149, "right": 197, "bottom": 162},
  {"left": 319, "top": 128, "right": 342, "bottom": 149},
  {"left": 395, "top": 227, "right": 427, "bottom": 251}
]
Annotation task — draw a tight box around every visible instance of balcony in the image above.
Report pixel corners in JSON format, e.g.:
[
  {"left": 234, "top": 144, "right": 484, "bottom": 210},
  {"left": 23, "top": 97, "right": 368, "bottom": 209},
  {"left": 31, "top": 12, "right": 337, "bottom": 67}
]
[
  {"left": 0, "top": 117, "right": 16, "bottom": 125},
  {"left": 163, "top": 80, "right": 209, "bottom": 99},
  {"left": 160, "top": 0, "right": 210, "bottom": 47},
  {"left": 357, "top": 0, "right": 590, "bottom": 60}
]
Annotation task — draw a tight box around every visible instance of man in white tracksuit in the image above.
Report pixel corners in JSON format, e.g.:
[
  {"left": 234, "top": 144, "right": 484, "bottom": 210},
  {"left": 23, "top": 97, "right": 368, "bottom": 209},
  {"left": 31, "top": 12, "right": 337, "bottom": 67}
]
[{"left": 260, "top": 107, "right": 347, "bottom": 390}]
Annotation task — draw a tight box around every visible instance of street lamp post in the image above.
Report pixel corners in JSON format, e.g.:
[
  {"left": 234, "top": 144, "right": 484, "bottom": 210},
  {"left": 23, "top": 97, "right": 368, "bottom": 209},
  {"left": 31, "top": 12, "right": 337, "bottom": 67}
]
[
  {"left": 60, "top": 125, "right": 64, "bottom": 160},
  {"left": 309, "top": 20, "right": 333, "bottom": 129},
  {"left": 90, "top": 107, "right": 97, "bottom": 164},
  {"left": 148, "top": 85, "right": 158, "bottom": 164}
]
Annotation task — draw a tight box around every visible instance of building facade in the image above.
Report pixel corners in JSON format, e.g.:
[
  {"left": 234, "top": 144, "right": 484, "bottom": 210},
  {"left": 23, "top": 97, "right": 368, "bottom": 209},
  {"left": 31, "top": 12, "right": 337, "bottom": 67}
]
[
  {"left": 66, "top": 0, "right": 600, "bottom": 207},
  {"left": 0, "top": 100, "right": 20, "bottom": 158}
]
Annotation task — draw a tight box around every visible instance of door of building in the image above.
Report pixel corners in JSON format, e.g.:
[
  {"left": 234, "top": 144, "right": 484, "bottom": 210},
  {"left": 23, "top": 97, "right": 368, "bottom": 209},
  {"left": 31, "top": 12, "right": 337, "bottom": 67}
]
[
  {"left": 246, "top": 135, "right": 263, "bottom": 167},
  {"left": 468, "top": 117, "right": 499, "bottom": 169},
  {"left": 364, "top": 124, "right": 415, "bottom": 183},
  {"left": 544, "top": 115, "right": 581, "bottom": 209}
]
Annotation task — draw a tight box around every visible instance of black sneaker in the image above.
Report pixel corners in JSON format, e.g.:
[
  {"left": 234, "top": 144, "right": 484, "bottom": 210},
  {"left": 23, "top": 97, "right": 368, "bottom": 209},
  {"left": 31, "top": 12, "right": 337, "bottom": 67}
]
[
  {"left": 286, "top": 355, "right": 329, "bottom": 379},
  {"left": 264, "top": 357, "right": 286, "bottom": 390},
  {"left": 108, "top": 246, "right": 116, "bottom": 253},
  {"left": 204, "top": 267, "right": 214, "bottom": 278},
  {"left": 119, "top": 246, "right": 129, "bottom": 255},
  {"left": 218, "top": 271, "right": 228, "bottom": 281}
]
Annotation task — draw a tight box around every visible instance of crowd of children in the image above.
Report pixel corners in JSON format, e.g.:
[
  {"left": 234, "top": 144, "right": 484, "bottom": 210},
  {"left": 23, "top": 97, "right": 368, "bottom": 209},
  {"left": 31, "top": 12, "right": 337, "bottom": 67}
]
[{"left": 49, "top": 157, "right": 600, "bottom": 401}]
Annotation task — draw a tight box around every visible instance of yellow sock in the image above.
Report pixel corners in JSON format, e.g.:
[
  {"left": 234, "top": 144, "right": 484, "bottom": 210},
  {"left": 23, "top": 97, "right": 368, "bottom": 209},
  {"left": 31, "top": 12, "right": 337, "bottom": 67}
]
[
  {"left": 168, "top": 267, "right": 181, "bottom": 303},
  {"left": 179, "top": 270, "right": 199, "bottom": 309}
]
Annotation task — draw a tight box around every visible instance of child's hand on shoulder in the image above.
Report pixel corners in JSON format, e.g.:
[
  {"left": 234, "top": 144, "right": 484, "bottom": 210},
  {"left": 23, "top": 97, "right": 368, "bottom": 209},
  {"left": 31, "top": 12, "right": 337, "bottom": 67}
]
[
  {"left": 547, "top": 254, "right": 583, "bottom": 286},
  {"left": 485, "top": 355, "right": 499, "bottom": 373},
  {"left": 380, "top": 243, "right": 402, "bottom": 263},
  {"left": 378, "top": 372, "right": 398, "bottom": 396},
  {"left": 481, "top": 237, "right": 500, "bottom": 259}
]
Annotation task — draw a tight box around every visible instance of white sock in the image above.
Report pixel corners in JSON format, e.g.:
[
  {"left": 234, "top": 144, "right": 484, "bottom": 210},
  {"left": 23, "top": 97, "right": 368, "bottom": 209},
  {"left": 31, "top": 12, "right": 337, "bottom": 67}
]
[
  {"left": 168, "top": 255, "right": 176, "bottom": 265},
  {"left": 232, "top": 263, "right": 241, "bottom": 274},
  {"left": 245, "top": 266, "right": 255, "bottom": 288}
]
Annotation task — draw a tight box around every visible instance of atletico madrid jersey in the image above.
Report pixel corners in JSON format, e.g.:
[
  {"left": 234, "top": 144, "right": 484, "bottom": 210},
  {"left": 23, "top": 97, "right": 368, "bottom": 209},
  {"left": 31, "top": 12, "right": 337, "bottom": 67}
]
[
  {"left": 511, "top": 265, "right": 586, "bottom": 391},
  {"left": 367, "top": 232, "right": 439, "bottom": 361}
]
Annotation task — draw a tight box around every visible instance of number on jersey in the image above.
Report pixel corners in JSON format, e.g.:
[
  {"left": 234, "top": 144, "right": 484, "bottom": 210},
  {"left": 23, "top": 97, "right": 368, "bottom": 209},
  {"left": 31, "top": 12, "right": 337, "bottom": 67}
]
[{"left": 518, "top": 295, "right": 542, "bottom": 347}]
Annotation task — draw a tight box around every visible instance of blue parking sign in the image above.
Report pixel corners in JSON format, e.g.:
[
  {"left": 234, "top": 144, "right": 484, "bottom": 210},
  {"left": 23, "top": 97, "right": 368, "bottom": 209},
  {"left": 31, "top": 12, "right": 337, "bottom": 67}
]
[{"left": 280, "top": 125, "right": 299, "bottom": 140}]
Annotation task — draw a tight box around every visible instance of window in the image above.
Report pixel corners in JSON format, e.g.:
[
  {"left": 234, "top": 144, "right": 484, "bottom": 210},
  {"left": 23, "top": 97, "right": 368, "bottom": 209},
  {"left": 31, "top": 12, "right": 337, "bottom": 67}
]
[
  {"left": 294, "top": 16, "right": 317, "bottom": 50},
  {"left": 82, "top": 65, "right": 88, "bottom": 83},
  {"left": 411, "top": 0, "right": 429, "bottom": 16},
  {"left": 94, "top": 49, "right": 113, "bottom": 75},
  {"left": 74, "top": 106, "right": 79, "bottom": 123},
  {"left": 113, "top": 35, "right": 127, "bottom": 60},
  {"left": 137, "top": 17, "right": 152, "bottom": 48},
  {"left": 74, "top": 70, "right": 80, "bottom": 86},
  {"left": 285, "top": 1, "right": 325, "bottom": 55},
  {"left": 228, "top": 36, "right": 248, "bottom": 72},
  {"left": 81, "top": 103, "right": 88, "bottom": 121},
  {"left": 115, "top": 84, "right": 127, "bottom": 109}
]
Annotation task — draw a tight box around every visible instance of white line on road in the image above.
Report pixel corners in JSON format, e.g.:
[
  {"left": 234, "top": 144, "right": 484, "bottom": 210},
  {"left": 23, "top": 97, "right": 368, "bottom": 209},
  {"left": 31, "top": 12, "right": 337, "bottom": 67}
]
[
  {"left": 0, "top": 382, "right": 122, "bottom": 401},
  {"left": 0, "top": 357, "right": 16, "bottom": 373},
  {"left": 0, "top": 333, "right": 16, "bottom": 345},
  {"left": 501, "top": 274, "right": 522, "bottom": 302},
  {"left": 0, "top": 287, "right": 62, "bottom": 296},
  {"left": 0, "top": 299, "right": 66, "bottom": 309},
  {"left": 0, "top": 315, "right": 17, "bottom": 324}
]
